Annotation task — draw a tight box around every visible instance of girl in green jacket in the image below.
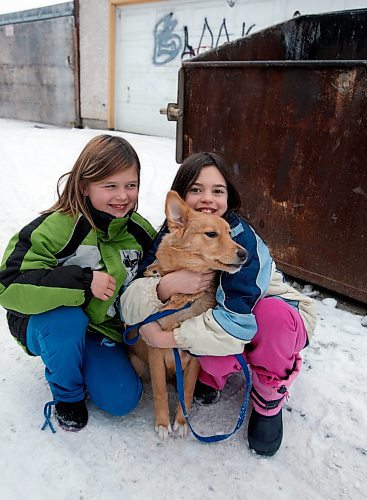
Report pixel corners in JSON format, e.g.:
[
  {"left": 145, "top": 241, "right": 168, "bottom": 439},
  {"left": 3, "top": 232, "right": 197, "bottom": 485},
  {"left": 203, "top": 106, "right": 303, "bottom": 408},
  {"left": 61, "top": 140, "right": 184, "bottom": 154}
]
[{"left": 0, "top": 134, "right": 156, "bottom": 432}]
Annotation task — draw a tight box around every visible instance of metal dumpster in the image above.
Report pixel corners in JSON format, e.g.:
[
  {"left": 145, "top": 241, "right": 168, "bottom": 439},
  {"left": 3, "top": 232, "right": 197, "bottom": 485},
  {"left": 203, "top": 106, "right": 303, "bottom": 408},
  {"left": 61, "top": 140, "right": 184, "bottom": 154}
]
[{"left": 165, "top": 9, "right": 367, "bottom": 304}]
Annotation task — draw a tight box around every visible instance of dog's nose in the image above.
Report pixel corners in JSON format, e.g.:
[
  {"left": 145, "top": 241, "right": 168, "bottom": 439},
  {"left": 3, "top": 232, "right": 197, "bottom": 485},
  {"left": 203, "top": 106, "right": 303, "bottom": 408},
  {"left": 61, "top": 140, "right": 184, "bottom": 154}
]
[{"left": 237, "top": 248, "right": 248, "bottom": 262}]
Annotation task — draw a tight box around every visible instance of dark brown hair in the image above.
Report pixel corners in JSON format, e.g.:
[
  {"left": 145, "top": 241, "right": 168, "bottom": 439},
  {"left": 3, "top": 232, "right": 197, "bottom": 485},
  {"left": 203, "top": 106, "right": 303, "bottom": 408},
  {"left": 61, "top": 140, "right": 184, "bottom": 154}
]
[
  {"left": 170, "top": 152, "right": 241, "bottom": 216},
  {"left": 45, "top": 134, "right": 140, "bottom": 227}
]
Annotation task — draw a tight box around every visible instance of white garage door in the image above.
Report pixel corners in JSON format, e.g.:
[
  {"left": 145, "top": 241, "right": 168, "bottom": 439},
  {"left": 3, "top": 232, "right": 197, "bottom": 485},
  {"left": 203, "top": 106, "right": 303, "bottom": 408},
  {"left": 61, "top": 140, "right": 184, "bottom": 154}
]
[{"left": 114, "top": 0, "right": 365, "bottom": 138}]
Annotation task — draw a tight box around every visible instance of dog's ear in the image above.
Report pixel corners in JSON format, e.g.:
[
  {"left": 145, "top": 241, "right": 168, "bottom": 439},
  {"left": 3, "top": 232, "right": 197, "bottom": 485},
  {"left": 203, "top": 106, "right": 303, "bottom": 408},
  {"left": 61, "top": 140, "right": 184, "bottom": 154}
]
[{"left": 165, "top": 191, "right": 190, "bottom": 231}]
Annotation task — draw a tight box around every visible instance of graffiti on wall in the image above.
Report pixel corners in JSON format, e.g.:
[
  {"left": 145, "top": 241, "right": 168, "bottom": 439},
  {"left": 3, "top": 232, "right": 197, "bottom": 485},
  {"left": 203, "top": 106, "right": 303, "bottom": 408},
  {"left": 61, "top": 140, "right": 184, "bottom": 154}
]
[
  {"left": 153, "top": 13, "right": 182, "bottom": 65},
  {"left": 153, "top": 12, "right": 255, "bottom": 65}
]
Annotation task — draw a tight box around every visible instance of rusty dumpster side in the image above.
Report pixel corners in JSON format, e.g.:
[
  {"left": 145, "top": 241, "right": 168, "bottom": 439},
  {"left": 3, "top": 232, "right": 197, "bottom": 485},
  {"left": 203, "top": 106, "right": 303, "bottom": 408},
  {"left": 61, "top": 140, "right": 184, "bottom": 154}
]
[{"left": 171, "top": 9, "right": 367, "bottom": 303}]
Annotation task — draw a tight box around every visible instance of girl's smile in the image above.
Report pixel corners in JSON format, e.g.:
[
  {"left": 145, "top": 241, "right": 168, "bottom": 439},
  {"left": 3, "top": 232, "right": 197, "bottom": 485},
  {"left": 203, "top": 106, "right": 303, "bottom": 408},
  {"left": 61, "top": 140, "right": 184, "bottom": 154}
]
[{"left": 82, "top": 165, "right": 139, "bottom": 218}]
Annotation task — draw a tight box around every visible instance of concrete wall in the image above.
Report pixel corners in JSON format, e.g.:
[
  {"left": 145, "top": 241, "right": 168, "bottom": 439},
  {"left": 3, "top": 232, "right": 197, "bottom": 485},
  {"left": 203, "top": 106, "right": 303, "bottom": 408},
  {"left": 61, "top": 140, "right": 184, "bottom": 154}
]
[
  {"left": 79, "top": 0, "right": 109, "bottom": 129},
  {"left": 0, "top": 2, "right": 79, "bottom": 127}
]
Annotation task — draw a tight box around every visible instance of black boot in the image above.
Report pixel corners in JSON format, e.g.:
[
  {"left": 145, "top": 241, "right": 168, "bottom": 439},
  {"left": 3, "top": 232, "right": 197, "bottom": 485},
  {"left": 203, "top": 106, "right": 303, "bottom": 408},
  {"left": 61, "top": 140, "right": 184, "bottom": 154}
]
[
  {"left": 247, "top": 408, "right": 283, "bottom": 456},
  {"left": 55, "top": 400, "right": 88, "bottom": 431},
  {"left": 193, "top": 380, "right": 222, "bottom": 406}
]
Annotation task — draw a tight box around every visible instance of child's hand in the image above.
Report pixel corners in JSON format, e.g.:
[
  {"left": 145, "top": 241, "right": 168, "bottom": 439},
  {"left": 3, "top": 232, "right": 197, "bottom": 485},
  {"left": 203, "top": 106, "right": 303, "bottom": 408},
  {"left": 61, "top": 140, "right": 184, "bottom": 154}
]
[
  {"left": 139, "top": 321, "right": 177, "bottom": 348},
  {"left": 157, "top": 270, "right": 215, "bottom": 302},
  {"left": 91, "top": 271, "right": 116, "bottom": 300}
]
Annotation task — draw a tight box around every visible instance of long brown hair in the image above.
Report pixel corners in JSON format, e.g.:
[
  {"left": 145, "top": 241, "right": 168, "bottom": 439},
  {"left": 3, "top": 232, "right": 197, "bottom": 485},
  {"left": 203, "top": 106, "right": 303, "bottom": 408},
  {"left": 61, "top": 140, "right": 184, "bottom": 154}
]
[
  {"left": 170, "top": 152, "right": 242, "bottom": 216},
  {"left": 45, "top": 134, "right": 141, "bottom": 227}
]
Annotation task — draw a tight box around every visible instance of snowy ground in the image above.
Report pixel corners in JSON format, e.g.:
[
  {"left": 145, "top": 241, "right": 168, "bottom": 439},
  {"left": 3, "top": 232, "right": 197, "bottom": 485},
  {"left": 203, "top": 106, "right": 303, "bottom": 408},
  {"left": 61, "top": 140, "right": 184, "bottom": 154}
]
[{"left": 0, "top": 118, "right": 366, "bottom": 500}]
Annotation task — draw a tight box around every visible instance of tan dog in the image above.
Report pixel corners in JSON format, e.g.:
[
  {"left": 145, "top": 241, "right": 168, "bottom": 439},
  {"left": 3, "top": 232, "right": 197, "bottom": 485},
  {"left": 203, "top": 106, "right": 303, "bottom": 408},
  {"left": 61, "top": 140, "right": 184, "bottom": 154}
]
[{"left": 128, "top": 191, "right": 247, "bottom": 440}]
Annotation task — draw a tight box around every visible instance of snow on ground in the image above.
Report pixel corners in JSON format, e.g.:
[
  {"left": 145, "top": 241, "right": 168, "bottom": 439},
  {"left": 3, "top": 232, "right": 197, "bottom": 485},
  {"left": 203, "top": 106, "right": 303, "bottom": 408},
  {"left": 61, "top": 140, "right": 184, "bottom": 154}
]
[{"left": 0, "top": 118, "right": 366, "bottom": 500}]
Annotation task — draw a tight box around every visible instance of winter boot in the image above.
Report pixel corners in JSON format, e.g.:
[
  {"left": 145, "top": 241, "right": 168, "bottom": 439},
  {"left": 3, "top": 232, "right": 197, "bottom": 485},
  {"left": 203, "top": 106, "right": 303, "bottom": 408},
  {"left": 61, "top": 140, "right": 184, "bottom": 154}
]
[
  {"left": 194, "top": 380, "right": 222, "bottom": 406},
  {"left": 248, "top": 408, "right": 283, "bottom": 456},
  {"left": 247, "top": 353, "right": 302, "bottom": 456},
  {"left": 55, "top": 400, "right": 88, "bottom": 431}
]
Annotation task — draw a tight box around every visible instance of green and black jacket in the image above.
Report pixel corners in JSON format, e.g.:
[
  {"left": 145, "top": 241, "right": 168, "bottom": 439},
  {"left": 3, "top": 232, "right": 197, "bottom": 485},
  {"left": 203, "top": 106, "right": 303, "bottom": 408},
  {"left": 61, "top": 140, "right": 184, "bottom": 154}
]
[{"left": 0, "top": 205, "right": 156, "bottom": 352}]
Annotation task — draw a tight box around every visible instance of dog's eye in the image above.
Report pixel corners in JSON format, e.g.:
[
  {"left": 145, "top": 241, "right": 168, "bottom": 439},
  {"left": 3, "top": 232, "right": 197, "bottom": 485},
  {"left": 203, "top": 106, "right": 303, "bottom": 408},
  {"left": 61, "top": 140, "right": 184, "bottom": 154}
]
[{"left": 205, "top": 231, "right": 218, "bottom": 238}]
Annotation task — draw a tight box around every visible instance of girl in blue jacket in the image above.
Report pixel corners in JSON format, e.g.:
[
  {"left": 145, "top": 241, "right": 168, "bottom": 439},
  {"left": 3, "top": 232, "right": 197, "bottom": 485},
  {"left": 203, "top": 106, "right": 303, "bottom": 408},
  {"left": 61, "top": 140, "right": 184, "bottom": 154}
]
[{"left": 121, "top": 152, "right": 316, "bottom": 456}]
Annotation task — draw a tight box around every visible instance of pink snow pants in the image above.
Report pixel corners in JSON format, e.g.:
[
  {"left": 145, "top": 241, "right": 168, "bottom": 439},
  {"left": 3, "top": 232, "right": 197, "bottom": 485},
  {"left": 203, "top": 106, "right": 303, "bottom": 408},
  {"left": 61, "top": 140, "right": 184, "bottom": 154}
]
[{"left": 198, "top": 297, "right": 308, "bottom": 416}]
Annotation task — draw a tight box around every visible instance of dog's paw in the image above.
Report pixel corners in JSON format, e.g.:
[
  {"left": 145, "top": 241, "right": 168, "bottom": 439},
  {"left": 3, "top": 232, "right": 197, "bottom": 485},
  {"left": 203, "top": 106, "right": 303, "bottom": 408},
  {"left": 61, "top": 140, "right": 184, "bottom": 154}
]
[
  {"left": 155, "top": 424, "right": 172, "bottom": 441},
  {"left": 173, "top": 420, "right": 188, "bottom": 438}
]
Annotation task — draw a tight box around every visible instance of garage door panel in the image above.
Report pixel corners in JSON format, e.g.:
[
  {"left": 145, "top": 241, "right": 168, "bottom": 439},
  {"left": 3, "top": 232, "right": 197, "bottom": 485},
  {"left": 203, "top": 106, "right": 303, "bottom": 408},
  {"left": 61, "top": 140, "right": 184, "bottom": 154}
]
[
  {"left": 119, "top": 73, "right": 176, "bottom": 105},
  {"left": 115, "top": 99, "right": 176, "bottom": 136},
  {"left": 115, "top": 2, "right": 187, "bottom": 136},
  {"left": 117, "top": 10, "right": 153, "bottom": 39}
]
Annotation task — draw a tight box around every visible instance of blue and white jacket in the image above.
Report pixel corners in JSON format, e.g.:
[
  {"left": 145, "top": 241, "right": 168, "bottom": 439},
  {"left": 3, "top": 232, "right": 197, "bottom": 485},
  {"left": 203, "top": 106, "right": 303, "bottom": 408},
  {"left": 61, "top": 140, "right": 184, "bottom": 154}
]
[{"left": 120, "top": 212, "right": 316, "bottom": 356}]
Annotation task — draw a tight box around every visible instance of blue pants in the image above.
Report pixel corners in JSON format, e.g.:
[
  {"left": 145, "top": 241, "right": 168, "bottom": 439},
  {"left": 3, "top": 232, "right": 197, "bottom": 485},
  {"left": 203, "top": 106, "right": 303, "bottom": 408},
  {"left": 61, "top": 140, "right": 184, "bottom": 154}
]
[{"left": 26, "top": 306, "right": 142, "bottom": 416}]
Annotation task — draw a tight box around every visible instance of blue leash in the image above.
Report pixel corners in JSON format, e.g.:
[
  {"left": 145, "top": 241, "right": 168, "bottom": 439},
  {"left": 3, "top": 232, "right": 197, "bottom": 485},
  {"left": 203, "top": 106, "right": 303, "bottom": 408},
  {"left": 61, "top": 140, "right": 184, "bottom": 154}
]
[
  {"left": 41, "top": 400, "right": 57, "bottom": 433},
  {"left": 122, "top": 302, "right": 192, "bottom": 345},
  {"left": 123, "top": 303, "right": 251, "bottom": 443},
  {"left": 174, "top": 349, "right": 251, "bottom": 442}
]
